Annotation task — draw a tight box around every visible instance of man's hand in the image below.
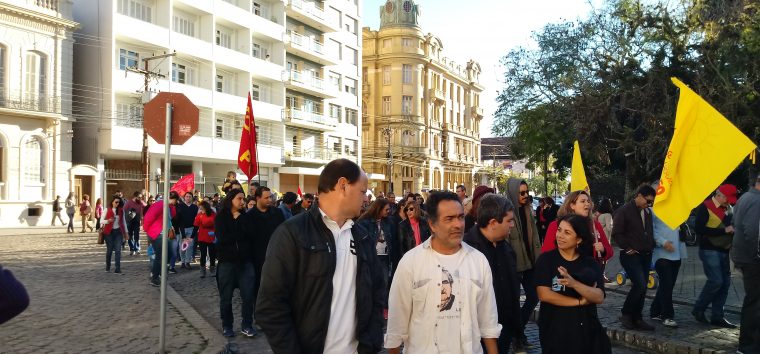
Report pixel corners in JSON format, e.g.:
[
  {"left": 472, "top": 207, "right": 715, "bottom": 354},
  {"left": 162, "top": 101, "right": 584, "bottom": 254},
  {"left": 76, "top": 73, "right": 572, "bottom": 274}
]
[
  {"left": 725, "top": 226, "right": 735, "bottom": 234},
  {"left": 663, "top": 241, "right": 675, "bottom": 252},
  {"left": 593, "top": 242, "right": 604, "bottom": 252}
]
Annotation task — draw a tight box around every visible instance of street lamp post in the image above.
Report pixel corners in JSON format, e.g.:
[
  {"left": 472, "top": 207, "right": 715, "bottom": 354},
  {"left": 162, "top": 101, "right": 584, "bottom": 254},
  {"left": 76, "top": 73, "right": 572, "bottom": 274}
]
[{"left": 382, "top": 127, "right": 393, "bottom": 195}]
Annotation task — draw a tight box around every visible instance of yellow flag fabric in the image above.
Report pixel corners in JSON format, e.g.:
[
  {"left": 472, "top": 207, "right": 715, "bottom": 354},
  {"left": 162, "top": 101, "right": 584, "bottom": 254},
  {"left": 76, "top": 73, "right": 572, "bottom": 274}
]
[
  {"left": 653, "top": 78, "right": 757, "bottom": 229},
  {"left": 571, "top": 140, "right": 589, "bottom": 193}
]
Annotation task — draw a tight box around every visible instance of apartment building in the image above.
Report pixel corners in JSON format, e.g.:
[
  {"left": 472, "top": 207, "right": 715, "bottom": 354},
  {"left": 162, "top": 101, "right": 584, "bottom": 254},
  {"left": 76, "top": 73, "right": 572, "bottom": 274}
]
[
  {"left": 71, "top": 0, "right": 361, "bottom": 197},
  {"left": 0, "top": 0, "right": 80, "bottom": 226},
  {"left": 362, "top": 0, "right": 483, "bottom": 195}
]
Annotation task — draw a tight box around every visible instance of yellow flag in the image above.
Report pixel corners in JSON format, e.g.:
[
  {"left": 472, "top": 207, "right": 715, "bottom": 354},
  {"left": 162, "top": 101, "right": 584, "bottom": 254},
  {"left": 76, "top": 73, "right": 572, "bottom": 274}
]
[
  {"left": 571, "top": 140, "right": 589, "bottom": 193},
  {"left": 653, "top": 78, "right": 757, "bottom": 229}
]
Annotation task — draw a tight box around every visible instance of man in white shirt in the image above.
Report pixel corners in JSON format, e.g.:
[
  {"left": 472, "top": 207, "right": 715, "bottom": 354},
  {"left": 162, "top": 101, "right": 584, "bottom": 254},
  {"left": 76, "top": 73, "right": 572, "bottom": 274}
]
[
  {"left": 256, "top": 158, "right": 386, "bottom": 353},
  {"left": 386, "top": 191, "right": 501, "bottom": 354}
]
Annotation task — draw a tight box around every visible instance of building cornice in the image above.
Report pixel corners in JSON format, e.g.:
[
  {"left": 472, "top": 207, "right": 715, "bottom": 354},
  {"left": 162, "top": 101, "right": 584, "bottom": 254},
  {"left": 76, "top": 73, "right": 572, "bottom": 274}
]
[{"left": 0, "top": 2, "right": 78, "bottom": 35}]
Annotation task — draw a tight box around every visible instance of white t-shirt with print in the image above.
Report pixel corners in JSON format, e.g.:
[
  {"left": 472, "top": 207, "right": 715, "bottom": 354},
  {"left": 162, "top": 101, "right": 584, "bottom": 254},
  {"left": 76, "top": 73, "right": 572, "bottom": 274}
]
[{"left": 434, "top": 249, "right": 465, "bottom": 354}]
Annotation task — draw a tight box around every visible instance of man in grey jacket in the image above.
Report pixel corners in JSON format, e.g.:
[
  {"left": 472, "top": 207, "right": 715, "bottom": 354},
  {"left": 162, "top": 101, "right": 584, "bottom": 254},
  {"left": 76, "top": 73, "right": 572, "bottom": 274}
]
[{"left": 732, "top": 173, "right": 760, "bottom": 354}]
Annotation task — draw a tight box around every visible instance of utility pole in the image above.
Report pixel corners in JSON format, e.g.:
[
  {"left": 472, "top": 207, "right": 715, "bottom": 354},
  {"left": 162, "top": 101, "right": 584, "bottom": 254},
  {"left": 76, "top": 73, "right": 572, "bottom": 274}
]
[
  {"left": 382, "top": 126, "right": 393, "bottom": 195},
  {"left": 126, "top": 52, "right": 176, "bottom": 194}
]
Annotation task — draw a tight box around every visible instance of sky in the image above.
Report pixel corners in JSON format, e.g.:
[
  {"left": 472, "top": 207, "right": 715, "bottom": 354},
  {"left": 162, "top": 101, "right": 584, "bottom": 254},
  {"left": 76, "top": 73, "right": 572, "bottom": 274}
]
[{"left": 361, "top": 0, "right": 604, "bottom": 137}]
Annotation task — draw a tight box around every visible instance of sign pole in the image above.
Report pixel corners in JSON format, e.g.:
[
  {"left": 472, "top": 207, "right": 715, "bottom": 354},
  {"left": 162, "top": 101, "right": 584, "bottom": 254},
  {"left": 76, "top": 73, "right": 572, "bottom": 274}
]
[{"left": 159, "top": 102, "right": 172, "bottom": 354}]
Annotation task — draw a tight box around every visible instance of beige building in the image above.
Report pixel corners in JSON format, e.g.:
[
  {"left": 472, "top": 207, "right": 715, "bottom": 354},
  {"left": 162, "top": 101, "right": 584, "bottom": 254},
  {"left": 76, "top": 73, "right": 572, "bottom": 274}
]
[{"left": 361, "top": 0, "right": 483, "bottom": 196}]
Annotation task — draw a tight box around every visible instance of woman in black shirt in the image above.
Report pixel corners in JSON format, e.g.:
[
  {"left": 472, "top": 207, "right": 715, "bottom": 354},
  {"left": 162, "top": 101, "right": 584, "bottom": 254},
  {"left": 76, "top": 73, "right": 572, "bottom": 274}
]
[{"left": 535, "top": 214, "right": 611, "bottom": 354}]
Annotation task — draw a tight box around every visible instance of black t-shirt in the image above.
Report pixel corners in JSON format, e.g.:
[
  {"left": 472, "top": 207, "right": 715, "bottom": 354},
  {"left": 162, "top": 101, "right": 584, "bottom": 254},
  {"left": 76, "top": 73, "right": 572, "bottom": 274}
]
[{"left": 535, "top": 249, "right": 608, "bottom": 353}]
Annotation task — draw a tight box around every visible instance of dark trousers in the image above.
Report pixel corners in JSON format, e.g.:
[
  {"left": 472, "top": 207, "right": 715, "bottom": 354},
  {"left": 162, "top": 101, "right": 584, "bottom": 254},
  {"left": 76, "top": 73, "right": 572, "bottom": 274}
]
[
  {"left": 105, "top": 229, "right": 123, "bottom": 271},
  {"left": 694, "top": 249, "right": 731, "bottom": 321},
  {"left": 737, "top": 263, "right": 760, "bottom": 353},
  {"left": 620, "top": 252, "right": 652, "bottom": 320},
  {"left": 217, "top": 262, "right": 255, "bottom": 329},
  {"left": 127, "top": 219, "right": 141, "bottom": 251},
  {"left": 650, "top": 258, "right": 681, "bottom": 319},
  {"left": 150, "top": 236, "right": 163, "bottom": 280},
  {"left": 518, "top": 269, "right": 539, "bottom": 330},
  {"left": 199, "top": 242, "right": 216, "bottom": 268}
]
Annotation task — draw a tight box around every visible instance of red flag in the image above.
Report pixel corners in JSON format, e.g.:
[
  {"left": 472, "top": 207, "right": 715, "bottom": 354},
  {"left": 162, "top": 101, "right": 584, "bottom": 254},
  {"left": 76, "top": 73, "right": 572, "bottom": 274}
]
[
  {"left": 238, "top": 93, "right": 258, "bottom": 180},
  {"left": 297, "top": 186, "right": 303, "bottom": 197},
  {"left": 171, "top": 173, "right": 195, "bottom": 195}
]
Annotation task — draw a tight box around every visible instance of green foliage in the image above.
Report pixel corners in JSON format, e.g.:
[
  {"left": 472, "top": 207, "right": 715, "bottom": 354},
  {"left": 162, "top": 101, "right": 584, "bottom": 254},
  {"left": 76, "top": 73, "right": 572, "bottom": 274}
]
[{"left": 494, "top": 0, "right": 760, "bottom": 202}]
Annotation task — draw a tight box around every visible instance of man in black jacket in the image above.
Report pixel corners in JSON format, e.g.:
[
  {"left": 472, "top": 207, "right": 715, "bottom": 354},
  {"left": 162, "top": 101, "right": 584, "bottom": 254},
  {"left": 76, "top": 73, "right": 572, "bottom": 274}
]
[
  {"left": 464, "top": 193, "right": 521, "bottom": 353},
  {"left": 246, "top": 186, "right": 285, "bottom": 308},
  {"left": 612, "top": 184, "right": 656, "bottom": 331},
  {"left": 256, "top": 159, "right": 385, "bottom": 353}
]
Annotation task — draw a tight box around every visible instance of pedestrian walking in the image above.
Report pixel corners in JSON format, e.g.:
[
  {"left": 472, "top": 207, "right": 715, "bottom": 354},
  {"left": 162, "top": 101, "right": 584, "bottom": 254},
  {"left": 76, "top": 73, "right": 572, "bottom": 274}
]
[
  {"left": 692, "top": 184, "right": 738, "bottom": 328},
  {"left": 278, "top": 191, "right": 297, "bottom": 220},
  {"left": 177, "top": 192, "right": 198, "bottom": 269},
  {"left": 194, "top": 201, "right": 216, "bottom": 278},
  {"left": 256, "top": 159, "right": 385, "bottom": 353},
  {"left": 649, "top": 210, "right": 687, "bottom": 327},
  {"left": 536, "top": 197, "right": 559, "bottom": 244},
  {"left": 65, "top": 192, "right": 76, "bottom": 233},
  {"left": 94, "top": 198, "right": 103, "bottom": 230},
  {"left": 535, "top": 214, "right": 611, "bottom": 354},
  {"left": 732, "top": 173, "right": 760, "bottom": 354},
  {"left": 464, "top": 193, "right": 522, "bottom": 353},
  {"left": 596, "top": 198, "right": 614, "bottom": 245},
  {"left": 357, "top": 198, "right": 400, "bottom": 319},
  {"left": 398, "top": 200, "right": 431, "bottom": 255},
  {"left": 291, "top": 193, "right": 313, "bottom": 216},
  {"left": 79, "top": 194, "right": 94, "bottom": 233},
  {"left": 246, "top": 186, "right": 285, "bottom": 308},
  {"left": 51, "top": 195, "right": 65, "bottom": 226},
  {"left": 143, "top": 191, "right": 179, "bottom": 287},
  {"left": 215, "top": 189, "right": 257, "bottom": 338},
  {"left": 101, "top": 196, "right": 128, "bottom": 273},
  {"left": 505, "top": 178, "right": 542, "bottom": 350},
  {"left": 124, "top": 191, "right": 146, "bottom": 255},
  {"left": 386, "top": 191, "right": 502, "bottom": 354},
  {"left": 613, "top": 185, "right": 656, "bottom": 331}
]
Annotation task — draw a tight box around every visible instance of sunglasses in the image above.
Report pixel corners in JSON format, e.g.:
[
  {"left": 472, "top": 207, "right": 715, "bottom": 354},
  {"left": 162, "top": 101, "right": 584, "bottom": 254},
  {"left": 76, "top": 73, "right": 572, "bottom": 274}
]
[
  {"left": 520, "top": 191, "right": 529, "bottom": 196},
  {"left": 406, "top": 208, "right": 415, "bottom": 212},
  {"left": 646, "top": 199, "right": 654, "bottom": 206}
]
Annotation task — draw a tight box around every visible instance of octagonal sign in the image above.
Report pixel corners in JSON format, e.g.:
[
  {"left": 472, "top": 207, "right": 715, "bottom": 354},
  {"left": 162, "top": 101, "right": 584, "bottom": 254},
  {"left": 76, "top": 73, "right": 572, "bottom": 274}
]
[{"left": 144, "top": 92, "right": 199, "bottom": 145}]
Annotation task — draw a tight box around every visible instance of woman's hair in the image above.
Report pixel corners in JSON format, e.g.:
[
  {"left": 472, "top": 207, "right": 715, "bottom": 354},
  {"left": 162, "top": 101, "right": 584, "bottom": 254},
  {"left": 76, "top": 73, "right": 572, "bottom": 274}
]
[
  {"left": 359, "top": 198, "right": 390, "bottom": 221},
  {"left": 83, "top": 194, "right": 90, "bottom": 201},
  {"left": 109, "top": 196, "right": 122, "bottom": 209},
  {"left": 598, "top": 198, "right": 614, "bottom": 214},
  {"left": 544, "top": 196, "right": 555, "bottom": 206},
  {"left": 220, "top": 189, "right": 244, "bottom": 215},
  {"left": 557, "top": 190, "right": 590, "bottom": 218},
  {"left": 556, "top": 214, "right": 594, "bottom": 249},
  {"left": 95, "top": 198, "right": 102, "bottom": 205},
  {"left": 66, "top": 192, "right": 74, "bottom": 199},
  {"left": 404, "top": 200, "right": 422, "bottom": 220},
  {"left": 199, "top": 200, "right": 214, "bottom": 216}
]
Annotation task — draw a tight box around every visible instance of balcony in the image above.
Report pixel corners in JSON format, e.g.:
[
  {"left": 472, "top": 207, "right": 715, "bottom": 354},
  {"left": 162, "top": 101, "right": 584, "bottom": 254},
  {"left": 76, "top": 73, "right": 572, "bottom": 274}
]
[
  {"left": 283, "top": 107, "right": 338, "bottom": 130},
  {"left": 0, "top": 90, "right": 61, "bottom": 115},
  {"left": 471, "top": 106, "right": 484, "bottom": 118},
  {"left": 284, "top": 31, "right": 337, "bottom": 65},
  {"left": 214, "top": 46, "right": 252, "bottom": 74},
  {"left": 285, "top": 0, "right": 339, "bottom": 32},
  {"left": 115, "top": 14, "right": 169, "bottom": 48},
  {"left": 429, "top": 88, "right": 445, "bottom": 104},
  {"left": 283, "top": 70, "right": 336, "bottom": 98},
  {"left": 251, "top": 12, "right": 285, "bottom": 41},
  {"left": 286, "top": 147, "right": 340, "bottom": 163}
]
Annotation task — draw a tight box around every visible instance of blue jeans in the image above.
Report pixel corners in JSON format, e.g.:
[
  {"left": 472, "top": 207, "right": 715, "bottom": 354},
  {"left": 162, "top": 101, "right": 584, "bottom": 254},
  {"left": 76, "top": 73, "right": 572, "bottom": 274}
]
[
  {"left": 217, "top": 262, "right": 255, "bottom": 329},
  {"left": 105, "top": 229, "right": 123, "bottom": 271},
  {"left": 127, "top": 219, "right": 140, "bottom": 251},
  {"left": 694, "top": 249, "right": 731, "bottom": 321},
  {"left": 180, "top": 227, "right": 195, "bottom": 263},
  {"left": 620, "top": 252, "right": 652, "bottom": 320},
  {"left": 168, "top": 237, "right": 178, "bottom": 269},
  {"left": 150, "top": 236, "right": 163, "bottom": 280},
  {"left": 650, "top": 259, "right": 681, "bottom": 319}
]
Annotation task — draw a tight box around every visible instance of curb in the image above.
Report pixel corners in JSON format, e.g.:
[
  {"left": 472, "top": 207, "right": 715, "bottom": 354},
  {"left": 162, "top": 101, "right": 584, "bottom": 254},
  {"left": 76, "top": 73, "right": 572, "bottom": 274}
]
[
  {"left": 606, "top": 287, "right": 742, "bottom": 315},
  {"left": 606, "top": 327, "right": 723, "bottom": 354},
  {"left": 166, "top": 284, "right": 227, "bottom": 354}
]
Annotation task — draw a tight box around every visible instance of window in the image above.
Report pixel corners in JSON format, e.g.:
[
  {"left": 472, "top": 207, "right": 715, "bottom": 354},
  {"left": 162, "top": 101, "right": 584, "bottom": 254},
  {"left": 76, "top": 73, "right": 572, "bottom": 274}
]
[
  {"left": 382, "top": 96, "right": 391, "bottom": 115},
  {"left": 216, "top": 26, "right": 232, "bottom": 48},
  {"left": 252, "top": 40, "right": 270, "bottom": 60},
  {"left": 23, "top": 137, "right": 43, "bottom": 183},
  {"left": 345, "top": 16, "right": 357, "bottom": 34},
  {"left": 328, "top": 39, "right": 341, "bottom": 60},
  {"left": 383, "top": 39, "right": 391, "bottom": 48},
  {"left": 215, "top": 114, "right": 240, "bottom": 140},
  {"left": 117, "top": 0, "right": 153, "bottom": 22},
  {"left": 119, "top": 49, "right": 139, "bottom": 70},
  {"left": 382, "top": 66, "right": 391, "bottom": 85},
  {"left": 345, "top": 108, "right": 358, "bottom": 125},
  {"left": 216, "top": 74, "right": 224, "bottom": 92},
  {"left": 346, "top": 46, "right": 357, "bottom": 66},
  {"left": 402, "top": 64, "right": 412, "bottom": 84},
  {"left": 402, "top": 95, "right": 413, "bottom": 114},
  {"left": 171, "top": 62, "right": 194, "bottom": 85},
  {"left": 344, "top": 78, "right": 357, "bottom": 96},
  {"left": 115, "top": 101, "right": 143, "bottom": 128},
  {"left": 402, "top": 38, "right": 412, "bottom": 47},
  {"left": 329, "top": 104, "right": 341, "bottom": 120},
  {"left": 25, "top": 53, "right": 47, "bottom": 106},
  {"left": 253, "top": 1, "right": 262, "bottom": 16},
  {"left": 328, "top": 71, "right": 341, "bottom": 90},
  {"left": 0, "top": 46, "right": 5, "bottom": 101},
  {"left": 402, "top": 130, "right": 413, "bottom": 146},
  {"left": 173, "top": 9, "right": 196, "bottom": 37}
]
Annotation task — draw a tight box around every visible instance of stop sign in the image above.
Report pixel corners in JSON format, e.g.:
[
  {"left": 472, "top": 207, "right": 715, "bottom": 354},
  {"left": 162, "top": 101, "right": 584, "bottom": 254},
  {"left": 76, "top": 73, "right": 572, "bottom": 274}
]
[{"left": 144, "top": 92, "right": 199, "bottom": 145}]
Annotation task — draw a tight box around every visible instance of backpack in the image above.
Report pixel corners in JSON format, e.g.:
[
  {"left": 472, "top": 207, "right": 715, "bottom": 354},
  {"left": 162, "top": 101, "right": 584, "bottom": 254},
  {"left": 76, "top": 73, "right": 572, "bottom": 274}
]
[{"left": 126, "top": 208, "right": 137, "bottom": 223}]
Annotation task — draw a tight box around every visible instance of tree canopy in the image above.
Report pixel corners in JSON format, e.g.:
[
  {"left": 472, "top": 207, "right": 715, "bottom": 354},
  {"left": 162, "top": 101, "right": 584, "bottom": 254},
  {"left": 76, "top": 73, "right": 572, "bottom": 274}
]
[{"left": 494, "top": 0, "right": 760, "bottom": 203}]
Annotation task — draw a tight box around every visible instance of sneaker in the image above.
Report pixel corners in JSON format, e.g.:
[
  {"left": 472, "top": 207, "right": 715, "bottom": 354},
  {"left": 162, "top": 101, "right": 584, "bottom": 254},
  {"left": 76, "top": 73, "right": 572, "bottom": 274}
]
[
  {"left": 150, "top": 278, "right": 160, "bottom": 287},
  {"left": 129, "top": 251, "right": 135, "bottom": 256},
  {"left": 662, "top": 319, "right": 678, "bottom": 327},
  {"left": 105, "top": 268, "right": 110, "bottom": 273},
  {"left": 114, "top": 269, "right": 122, "bottom": 274},
  {"left": 222, "top": 327, "right": 235, "bottom": 338},
  {"left": 651, "top": 315, "right": 663, "bottom": 322},
  {"left": 241, "top": 327, "right": 258, "bottom": 337},
  {"left": 168, "top": 268, "right": 177, "bottom": 274}
]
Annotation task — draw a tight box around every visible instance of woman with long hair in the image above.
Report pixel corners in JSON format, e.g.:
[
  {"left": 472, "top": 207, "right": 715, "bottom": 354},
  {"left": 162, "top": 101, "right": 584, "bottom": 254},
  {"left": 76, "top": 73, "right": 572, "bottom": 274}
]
[
  {"left": 540, "top": 191, "right": 613, "bottom": 271},
  {"left": 65, "top": 192, "right": 76, "bottom": 233},
  {"left": 94, "top": 198, "right": 103, "bottom": 230},
  {"left": 535, "top": 214, "right": 611, "bottom": 353},
  {"left": 357, "top": 199, "right": 399, "bottom": 285},
  {"left": 398, "top": 200, "right": 431, "bottom": 255},
  {"left": 194, "top": 200, "right": 217, "bottom": 278},
  {"left": 101, "top": 196, "right": 128, "bottom": 273},
  {"left": 79, "top": 194, "right": 94, "bottom": 233},
  {"left": 596, "top": 198, "right": 614, "bottom": 245},
  {"left": 214, "top": 189, "right": 257, "bottom": 338}
]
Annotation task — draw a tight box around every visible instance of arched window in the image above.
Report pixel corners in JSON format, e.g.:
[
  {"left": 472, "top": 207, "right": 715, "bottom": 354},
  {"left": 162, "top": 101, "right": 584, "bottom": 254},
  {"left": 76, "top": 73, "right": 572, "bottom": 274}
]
[
  {"left": 24, "top": 137, "right": 44, "bottom": 183},
  {"left": 25, "top": 52, "right": 47, "bottom": 109},
  {"left": 402, "top": 130, "right": 413, "bottom": 146}
]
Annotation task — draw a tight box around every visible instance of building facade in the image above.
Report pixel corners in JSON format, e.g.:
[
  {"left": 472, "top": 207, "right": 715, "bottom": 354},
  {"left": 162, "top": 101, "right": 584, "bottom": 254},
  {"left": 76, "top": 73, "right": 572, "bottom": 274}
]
[
  {"left": 362, "top": 0, "right": 483, "bottom": 196},
  {"left": 71, "top": 0, "right": 361, "bottom": 197},
  {"left": 0, "top": 0, "right": 81, "bottom": 226}
]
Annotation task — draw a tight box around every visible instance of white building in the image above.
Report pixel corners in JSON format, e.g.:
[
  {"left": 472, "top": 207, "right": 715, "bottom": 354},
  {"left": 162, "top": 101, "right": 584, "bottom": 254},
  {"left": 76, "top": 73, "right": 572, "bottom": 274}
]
[
  {"left": 72, "top": 0, "right": 362, "bottom": 197},
  {"left": 0, "top": 0, "right": 81, "bottom": 226}
]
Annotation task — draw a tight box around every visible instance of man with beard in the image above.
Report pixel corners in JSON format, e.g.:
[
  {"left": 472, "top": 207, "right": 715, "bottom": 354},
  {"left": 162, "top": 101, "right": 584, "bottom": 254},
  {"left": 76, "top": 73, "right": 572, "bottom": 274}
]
[{"left": 247, "top": 187, "right": 285, "bottom": 306}]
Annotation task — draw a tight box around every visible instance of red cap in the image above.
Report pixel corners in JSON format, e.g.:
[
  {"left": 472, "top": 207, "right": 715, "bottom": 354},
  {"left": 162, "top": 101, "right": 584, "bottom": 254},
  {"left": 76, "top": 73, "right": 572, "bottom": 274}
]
[
  {"left": 718, "top": 184, "right": 738, "bottom": 205},
  {"left": 472, "top": 185, "right": 495, "bottom": 202}
]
